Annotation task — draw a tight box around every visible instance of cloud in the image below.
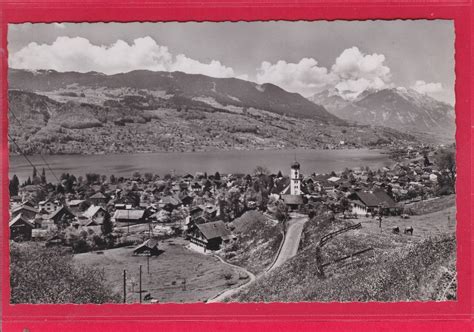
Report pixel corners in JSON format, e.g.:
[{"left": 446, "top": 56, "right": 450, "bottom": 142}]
[
  {"left": 331, "top": 47, "right": 392, "bottom": 99},
  {"left": 256, "top": 58, "right": 336, "bottom": 97},
  {"left": 53, "top": 23, "right": 66, "bottom": 29},
  {"left": 9, "top": 36, "right": 235, "bottom": 78},
  {"left": 254, "top": 47, "right": 392, "bottom": 99},
  {"left": 411, "top": 80, "right": 443, "bottom": 94}
]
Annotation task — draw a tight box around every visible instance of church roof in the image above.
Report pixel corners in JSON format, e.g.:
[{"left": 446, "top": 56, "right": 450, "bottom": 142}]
[{"left": 291, "top": 161, "right": 300, "bottom": 169}]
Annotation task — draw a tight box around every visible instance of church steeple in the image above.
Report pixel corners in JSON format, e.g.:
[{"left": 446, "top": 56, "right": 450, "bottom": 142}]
[{"left": 290, "top": 159, "right": 301, "bottom": 195}]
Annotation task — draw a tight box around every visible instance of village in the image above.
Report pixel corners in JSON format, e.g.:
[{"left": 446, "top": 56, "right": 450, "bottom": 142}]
[{"left": 8, "top": 143, "right": 456, "bottom": 303}]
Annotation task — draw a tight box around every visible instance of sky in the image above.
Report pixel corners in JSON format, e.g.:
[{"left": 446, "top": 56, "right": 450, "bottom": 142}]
[{"left": 8, "top": 20, "right": 455, "bottom": 104}]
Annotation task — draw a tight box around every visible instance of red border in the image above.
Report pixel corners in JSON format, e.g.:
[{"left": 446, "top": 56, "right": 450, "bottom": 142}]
[{"left": 0, "top": 1, "right": 472, "bottom": 331}]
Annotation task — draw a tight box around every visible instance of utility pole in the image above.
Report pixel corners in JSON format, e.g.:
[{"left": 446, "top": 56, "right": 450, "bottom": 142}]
[
  {"left": 147, "top": 255, "right": 150, "bottom": 274},
  {"left": 139, "top": 265, "right": 143, "bottom": 303},
  {"left": 123, "top": 270, "right": 127, "bottom": 303}
]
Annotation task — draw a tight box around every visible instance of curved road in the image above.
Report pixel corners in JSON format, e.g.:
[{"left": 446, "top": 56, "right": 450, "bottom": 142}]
[
  {"left": 208, "top": 212, "right": 308, "bottom": 302},
  {"left": 267, "top": 213, "right": 308, "bottom": 272}
]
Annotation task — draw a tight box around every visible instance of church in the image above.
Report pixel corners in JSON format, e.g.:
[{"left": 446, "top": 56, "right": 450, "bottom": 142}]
[{"left": 280, "top": 160, "right": 305, "bottom": 210}]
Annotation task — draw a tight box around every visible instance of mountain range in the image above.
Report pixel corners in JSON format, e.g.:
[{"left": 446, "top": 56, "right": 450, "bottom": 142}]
[
  {"left": 9, "top": 69, "right": 341, "bottom": 124},
  {"left": 8, "top": 69, "right": 419, "bottom": 155},
  {"left": 309, "top": 88, "right": 455, "bottom": 141}
]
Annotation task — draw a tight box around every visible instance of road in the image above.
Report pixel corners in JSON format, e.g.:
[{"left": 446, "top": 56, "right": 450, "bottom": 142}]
[
  {"left": 267, "top": 213, "right": 308, "bottom": 272},
  {"left": 207, "top": 212, "right": 308, "bottom": 302}
]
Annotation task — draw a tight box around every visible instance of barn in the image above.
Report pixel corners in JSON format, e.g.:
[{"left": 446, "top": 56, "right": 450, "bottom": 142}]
[
  {"left": 349, "top": 189, "right": 399, "bottom": 216},
  {"left": 187, "top": 220, "right": 231, "bottom": 252},
  {"left": 133, "top": 238, "right": 160, "bottom": 256},
  {"left": 9, "top": 214, "right": 34, "bottom": 241},
  {"left": 113, "top": 209, "right": 147, "bottom": 224}
]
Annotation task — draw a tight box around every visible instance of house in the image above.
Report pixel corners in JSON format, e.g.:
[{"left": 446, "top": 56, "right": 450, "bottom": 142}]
[
  {"left": 133, "top": 238, "right": 160, "bottom": 256},
  {"left": 82, "top": 205, "right": 108, "bottom": 225},
  {"left": 280, "top": 194, "right": 304, "bottom": 211},
  {"left": 113, "top": 209, "right": 147, "bottom": 224},
  {"left": 38, "top": 199, "right": 59, "bottom": 214},
  {"left": 48, "top": 206, "right": 76, "bottom": 225},
  {"left": 67, "top": 199, "right": 86, "bottom": 213},
  {"left": 158, "top": 196, "right": 181, "bottom": 212},
  {"left": 187, "top": 220, "right": 232, "bottom": 252},
  {"left": 349, "top": 190, "right": 399, "bottom": 216},
  {"left": 89, "top": 192, "right": 108, "bottom": 206},
  {"left": 11, "top": 204, "right": 38, "bottom": 220},
  {"left": 9, "top": 214, "right": 34, "bottom": 241}
]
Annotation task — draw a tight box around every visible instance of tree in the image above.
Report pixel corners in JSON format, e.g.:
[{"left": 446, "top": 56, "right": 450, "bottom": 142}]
[
  {"left": 340, "top": 197, "right": 350, "bottom": 214},
  {"left": 101, "top": 212, "right": 113, "bottom": 236},
  {"left": 275, "top": 200, "right": 289, "bottom": 229},
  {"left": 41, "top": 168, "right": 47, "bottom": 184},
  {"left": 214, "top": 172, "right": 221, "bottom": 181},
  {"left": 435, "top": 148, "right": 456, "bottom": 192},
  {"left": 109, "top": 174, "right": 116, "bottom": 184},
  {"left": 9, "top": 175, "right": 19, "bottom": 197},
  {"left": 144, "top": 172, "right": 153, "bottom": 182},
  {"left": 254, "top": 166, "right": 270, "bottom": 176},
  {"left": 10, "top": 243, "right": 120, "bottom": 304}
]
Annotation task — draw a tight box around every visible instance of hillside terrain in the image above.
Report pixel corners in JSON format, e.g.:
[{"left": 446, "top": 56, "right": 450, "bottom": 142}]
[
  {"left": 228, "top": 199, "right": 456, "bottom": 302},
  {"left": 8, "top": 69, "right": 419, "bottom": 155},
  {"left": 310, "top": 88, "right": 455, "bottom": 143}
]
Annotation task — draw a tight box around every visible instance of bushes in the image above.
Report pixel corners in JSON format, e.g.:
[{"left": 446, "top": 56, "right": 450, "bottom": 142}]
[{"left": 10, "top": 242, "right": 120, "bottom": 304}]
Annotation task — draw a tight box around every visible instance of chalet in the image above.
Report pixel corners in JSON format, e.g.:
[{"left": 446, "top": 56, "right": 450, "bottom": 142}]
[
  {"left": 190, "top": 182, "right": 202, "bottom": 193},
  {"left": 349, "top": 190, "right": 399, "bottom": 216},
  {"left": 133, "top": 238, "right": 160, "bottom": 256},
  {"left": 188, "top": 220, "right": 231, "bottom": 252},
  {"left": 89, "top": 192, "right": 108, "bottom": 206},
  {"left": 113, "top": 209, "right": 147, "bottom": 224},
  {"left": 82, "top": 205, "right": 108, "bottom": 225},
  {"left": 158, "top": 196, "right": 181, "bottom": 212},
  {"left": 178, "top": 193, "right": 194, "bottom": 206},
  {"left": 11, "top": 204, "right": 38, "bottom": 220},
  {"left": 38, "top": 199, "right": 59, "bottom": 214},
  {"left": 9, "top": 214, "right": 34, "bottom": 241},
  {"left": 67, "top": 199, "right": 85, "bottom": 213},
  {"left": 48, "top": 206, "right": 76, "bottom": 225}
]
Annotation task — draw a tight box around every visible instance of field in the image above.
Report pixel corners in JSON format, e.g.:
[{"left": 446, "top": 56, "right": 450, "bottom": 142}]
[{"left": 73, "top": 237, "right": 246, "bottom": 303}]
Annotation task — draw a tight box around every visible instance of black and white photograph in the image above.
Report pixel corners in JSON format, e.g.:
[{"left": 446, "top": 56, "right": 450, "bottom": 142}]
[{"left": 7, "top": 20, "right": 456, "bottom": 304}]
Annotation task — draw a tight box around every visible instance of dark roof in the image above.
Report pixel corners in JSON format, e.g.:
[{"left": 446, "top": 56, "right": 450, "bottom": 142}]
[
  {"left": 281, "top": 194, "right": 304, "bottom": 205},
  {"left": 350, "top": 190, "right": 397, "bottom": 208},
  {"left": 196, "top": 221, "right": 231, "bottom": 240},
  {"left": 49, "top": 206, "right": 75, "bottom": 220},
  {"left": 134, "top": 238, "right": 159, "bottom": 252},
  {"left": 291, "top": 161, "right": 300, "bottom": 169},
  {"left": 11, "top": 205, "right": 39, "bottom": 214},
  {"left": 9, "top": 214, "right": 34, "bottom": 228}
]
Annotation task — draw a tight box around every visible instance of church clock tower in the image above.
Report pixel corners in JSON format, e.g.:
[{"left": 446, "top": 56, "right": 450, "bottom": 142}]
[{"left": 290, "top": 161, "right": 301, "bottom": 195}]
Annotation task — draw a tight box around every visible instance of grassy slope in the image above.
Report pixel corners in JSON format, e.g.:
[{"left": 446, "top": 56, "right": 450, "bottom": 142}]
[
  {"left": 221, "top": 210, "right": 283, "bottom": 275},
  {"left": 230, "top": 234, "right": 455, "bottom": 302},
  {"left": 73, "top": 238, "right": 245, "bottom": 303},
  {"left": 229, "top": 201, "right": 456, "bottom": 302},
  {"left": 9, "top": 89, "right": 418, "bottom": 155}
]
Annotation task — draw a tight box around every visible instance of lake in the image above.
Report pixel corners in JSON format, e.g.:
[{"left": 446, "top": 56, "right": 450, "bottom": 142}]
[{"left": 9, "top": 148, "right": 393, "bottom": 183}]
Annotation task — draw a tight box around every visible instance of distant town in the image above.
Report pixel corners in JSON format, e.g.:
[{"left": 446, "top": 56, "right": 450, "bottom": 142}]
[{"left": 9, "top": 142, "right": 456, "bottom": 303}]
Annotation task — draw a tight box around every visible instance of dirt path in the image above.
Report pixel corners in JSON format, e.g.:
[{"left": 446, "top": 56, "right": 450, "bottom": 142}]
[
  {"left": 206, "top": 256, "right": 256, "bottom": 303},
  {"left": 207, "top": 212, "right": 308, "bottom": 302}
]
